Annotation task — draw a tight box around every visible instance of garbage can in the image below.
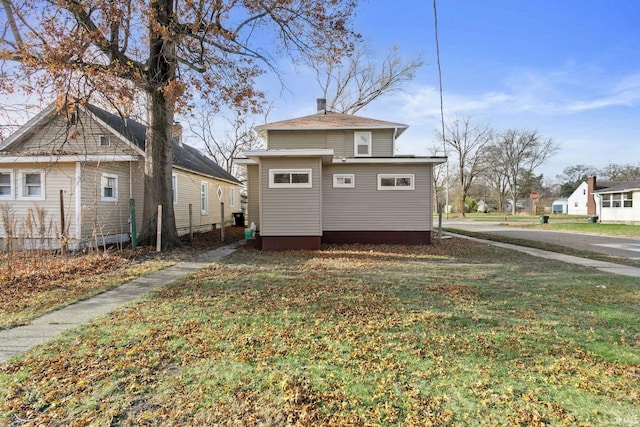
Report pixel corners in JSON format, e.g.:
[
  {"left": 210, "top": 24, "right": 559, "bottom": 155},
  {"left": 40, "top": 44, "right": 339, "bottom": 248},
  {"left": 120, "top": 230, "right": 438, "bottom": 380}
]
[
  {"left": 539, "top": 215, "right": 549, "bottom": 224},
  {"left": 232, "top": 212, "right": 245, "bottom": 227},
  {"left": 588, "top": 216, "right": 598, "bottom": 223}
]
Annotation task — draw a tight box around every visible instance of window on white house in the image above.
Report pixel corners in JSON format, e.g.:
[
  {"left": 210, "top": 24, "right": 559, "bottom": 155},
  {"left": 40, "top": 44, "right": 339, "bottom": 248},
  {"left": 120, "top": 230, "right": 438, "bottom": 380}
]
[
  {"left": 602, "top": 192, "right": 633, "bottom": 208},
  {"left": 333, "top": 174, "right": 355, "bottom": 188},
  {"left": 172, "top": 174, "right": 177, "bottom": 204},
  {"left": 99, "top": 135, "right": 111, "bottom": 147},
  {"left": 200, "top": 181, "right": 208, "bottom": 213},
  {"left": 269, "top": 169, "right": 312, "bottom": 188},
  {"left": 216, "top": 185, "right": 223, "bottom": 201},
  {"left": 0, "top": 171, "right": 13, "bottom": 199},
  {"left": 377, "top": 174, "right": 415, "bottom": 190},
  {"left": 101, "top": 173, "right": 118, "bottom": 202},
  {"left": 229, "top": 187, "right": 235, "bottom": 207},
  {"left": 354, "top": 131, "right": 372, "bottom": 157},
  {"left": 20, "top": 170, "right": 44, "bottom": 199}
]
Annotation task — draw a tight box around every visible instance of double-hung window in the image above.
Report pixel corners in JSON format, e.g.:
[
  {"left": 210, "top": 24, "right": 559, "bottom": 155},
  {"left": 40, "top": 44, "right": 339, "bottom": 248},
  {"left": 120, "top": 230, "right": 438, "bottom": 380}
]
[
  {"left": 200, "top": 181, "right": 209, "bottom": 214},
  {"left": 269, "top": 169, "right": 312, "bottom": 188},
  {"left": 172, "top": 174, "right": 178, "bottom": 204},
  {"left": 377, "top": 174, "right": 415, "bottom": 190},
  {"left": 20, "top": 170, "right": 44, "bottom": 200},
  {"left": 0, "top": 171, "right": 13, "bottom": 199},
  {"left": 229, "top": 187, "right": 236, "bottom": 207},
  {"left": 101, "top": 173, "right": 118, "bottom": 202},
  {"left": 354, "top": 131, "right": 372, "bottom": 157}
]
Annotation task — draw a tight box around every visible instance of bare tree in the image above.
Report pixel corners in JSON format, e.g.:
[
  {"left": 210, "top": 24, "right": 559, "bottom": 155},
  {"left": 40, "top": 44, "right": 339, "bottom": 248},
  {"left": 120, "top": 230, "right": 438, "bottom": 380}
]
[
  {"left": 189, "top": 106, "right": 269, "bottom": 178},
  {"left": 488, "top": 129, "right": 558, "bottom": 215},
  {"left": 438, "top": 118, "right": 493, "bottom": 216},
  {"left": 1, "top": 0, "right": 359, "bottom": 248},
  {"left": 314, "top": 43, "right": 423, "bottom": 114}
]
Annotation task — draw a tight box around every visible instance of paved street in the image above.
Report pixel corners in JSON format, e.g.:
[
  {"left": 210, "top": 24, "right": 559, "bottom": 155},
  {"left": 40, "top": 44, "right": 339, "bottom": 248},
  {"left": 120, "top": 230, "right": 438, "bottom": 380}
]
[{"left": 438, "top": 219, "right": 640, "bottom": 260}]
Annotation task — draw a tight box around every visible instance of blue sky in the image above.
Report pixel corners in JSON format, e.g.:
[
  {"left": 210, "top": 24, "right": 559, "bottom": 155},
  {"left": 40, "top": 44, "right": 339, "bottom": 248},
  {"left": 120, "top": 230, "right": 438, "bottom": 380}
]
[{"left": 258, "top": 0, "right": 640, "bottom": 183}]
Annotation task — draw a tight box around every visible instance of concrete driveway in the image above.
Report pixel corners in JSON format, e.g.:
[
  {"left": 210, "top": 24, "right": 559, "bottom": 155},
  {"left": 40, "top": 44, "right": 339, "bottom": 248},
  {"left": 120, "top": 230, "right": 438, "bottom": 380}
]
[{"left": 438, "top": 219, "right": 640, "bottom": 260}]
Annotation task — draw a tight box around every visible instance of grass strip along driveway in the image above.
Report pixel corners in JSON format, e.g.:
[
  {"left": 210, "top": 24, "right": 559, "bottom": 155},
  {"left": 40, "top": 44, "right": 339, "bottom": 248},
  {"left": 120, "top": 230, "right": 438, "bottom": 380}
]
[{"left": 2, "top": 239, "right": 640, "bottom": 426}]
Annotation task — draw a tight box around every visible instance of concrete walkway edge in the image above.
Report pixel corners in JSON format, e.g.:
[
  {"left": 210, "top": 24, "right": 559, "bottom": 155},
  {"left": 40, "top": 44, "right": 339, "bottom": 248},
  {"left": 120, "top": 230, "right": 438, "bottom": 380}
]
[
  {"left": 0, "top": 242, "right": 239, "bottom": 363},
  {"left": 447, "top": 232, "right": 640, "bottom": 278}
]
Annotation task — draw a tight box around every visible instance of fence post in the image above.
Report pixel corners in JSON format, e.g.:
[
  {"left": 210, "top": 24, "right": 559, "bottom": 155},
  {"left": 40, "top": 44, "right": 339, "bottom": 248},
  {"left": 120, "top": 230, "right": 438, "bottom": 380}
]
[
  {"left": 220, "top": 202, "right": 225, "bottom": 243},
  {"left": 129, "top": 199, "right": 137, "bottom": 250},
  {"left": 156, "top": 204, "right": 162, "bottom": 252}
]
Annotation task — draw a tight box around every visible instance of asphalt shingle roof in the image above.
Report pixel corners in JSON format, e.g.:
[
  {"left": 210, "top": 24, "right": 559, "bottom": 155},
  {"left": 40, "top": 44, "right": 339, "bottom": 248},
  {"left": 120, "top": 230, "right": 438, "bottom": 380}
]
[
  {"left": 254, "top": 111, "right": 408, "bottom": 134},
  {"left": 87, "top": 104, "right": 240, "bottom": 184}
]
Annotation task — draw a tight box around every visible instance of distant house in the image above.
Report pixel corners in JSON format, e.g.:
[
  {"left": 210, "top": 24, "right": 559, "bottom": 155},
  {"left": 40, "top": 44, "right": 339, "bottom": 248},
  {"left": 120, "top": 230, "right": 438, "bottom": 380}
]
[
  {"left": 593, "top": 180, "right": 640, "bottom": 224},
  {"left": 0, "top": 102, "right": 241, "bottom": 250},
  {"left": 236, "top": 99, "right": 446, "bottom": 250},
  {"left": 567, "top": 181, "right": 588, "bottom": 215},
  {"left": 552, "top": 198, "right": 568, "bottom": 214}
]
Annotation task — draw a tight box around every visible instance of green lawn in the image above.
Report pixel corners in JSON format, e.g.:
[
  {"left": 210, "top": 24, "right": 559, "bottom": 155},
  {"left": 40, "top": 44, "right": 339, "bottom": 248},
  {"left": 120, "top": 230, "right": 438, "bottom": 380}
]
[{"left": 2, "top": 241, "right": 640, "bottom": 426}]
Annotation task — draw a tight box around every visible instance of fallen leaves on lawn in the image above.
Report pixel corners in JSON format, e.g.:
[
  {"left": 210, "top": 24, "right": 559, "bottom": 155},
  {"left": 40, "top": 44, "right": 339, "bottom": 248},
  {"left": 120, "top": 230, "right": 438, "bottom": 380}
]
[{"left": 1, "top": 238, "right": 639, "bottom": 426}]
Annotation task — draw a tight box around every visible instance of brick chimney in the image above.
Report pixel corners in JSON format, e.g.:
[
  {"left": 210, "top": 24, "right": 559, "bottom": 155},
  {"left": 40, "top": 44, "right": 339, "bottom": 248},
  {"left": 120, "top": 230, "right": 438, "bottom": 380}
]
[
  {"left": 316, "top": 98, "right": 327, "bottom": 114},
  {"left": 587, "top": 176, "right": 596, "bottom": 216},
  {"left": 172, "top": 122, "right": 183, "bottom": 147}
]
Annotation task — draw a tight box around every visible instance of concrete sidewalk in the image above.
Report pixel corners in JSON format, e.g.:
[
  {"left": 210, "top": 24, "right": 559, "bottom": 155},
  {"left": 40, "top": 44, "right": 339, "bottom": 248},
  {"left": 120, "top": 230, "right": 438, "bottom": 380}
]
[
  {"left": 447, "top": 232, "right": 640, "bottom": 278},
  {"left": 0, "top": 242, "right": 239, "bottom": 364}
]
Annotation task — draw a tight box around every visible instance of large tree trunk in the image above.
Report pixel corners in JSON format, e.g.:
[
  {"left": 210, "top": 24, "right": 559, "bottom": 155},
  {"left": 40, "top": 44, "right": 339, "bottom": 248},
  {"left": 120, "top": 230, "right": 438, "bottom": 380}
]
[
  {"left": 137, "top": 0, "right": 181, "bottom": 249},
  {"left": 138, "top": 89, "right": 181, "bottom": 249}
]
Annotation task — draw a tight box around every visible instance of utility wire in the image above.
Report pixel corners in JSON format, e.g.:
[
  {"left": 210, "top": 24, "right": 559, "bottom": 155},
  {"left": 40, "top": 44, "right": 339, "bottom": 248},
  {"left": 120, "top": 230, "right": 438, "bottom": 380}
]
[{"left": 433, "top": 0, "right": 449, "bottom": 218}]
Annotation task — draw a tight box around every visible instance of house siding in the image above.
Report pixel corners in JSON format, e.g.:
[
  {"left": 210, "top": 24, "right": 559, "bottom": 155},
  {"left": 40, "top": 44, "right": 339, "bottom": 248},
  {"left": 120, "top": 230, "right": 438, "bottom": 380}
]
[
  {"left": 259, "top": 157, "right": 322, "bottom": 236},
  {"left": 247, "top": 164, "right": 260, "bottom": 228},
  {"left": 0, "top": 162, "right": 78, "bottom": 248},
  {"left": 172, "top": 169, "right": 238, "bottom": 234},
  {"left": 10, "top": 111, "right": 141, "bottom": 157},
  {"left": 267, "top": 130, "right": 327, "bottom": 150},
  {"left": 598, "top": 190, "right": 640, "bottom": 224},
  {"left": 267, "top": 129, "right": 394, "bottom": 158},
  {"left": 323, "top": 163, "right": 433, "bottom": 231},
  {"left": 567, "top": 182, "right": 588, "bottom": 216},
  {"left": 79, "top": 161, "right": 133, "bottom": 241}
]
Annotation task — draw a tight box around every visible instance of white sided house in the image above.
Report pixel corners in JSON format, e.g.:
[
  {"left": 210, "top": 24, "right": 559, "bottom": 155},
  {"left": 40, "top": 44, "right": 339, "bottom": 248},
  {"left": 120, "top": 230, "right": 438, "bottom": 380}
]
[
  {"left": 593, "top": 181, "right": 640, "bottom": 224},
  {"left": 567, "top": 181, "right": 588, "bottom": 216},
  {"left": 0, "top": 103, "right": 241, "bottom": 250},
  {"left": 236, "top": 99, "right": 447, "bottom": 250}
]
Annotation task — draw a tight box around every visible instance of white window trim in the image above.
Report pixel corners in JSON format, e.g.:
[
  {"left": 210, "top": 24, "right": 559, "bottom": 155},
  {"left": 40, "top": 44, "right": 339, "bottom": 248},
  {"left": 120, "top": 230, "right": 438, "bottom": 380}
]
[
  {"left": 0, "top": 169, "right": 14, "bottom": 200},
  {"left": 172, "top": 173, "right": 178, "bottom": 204},
  {"left": 354, "top": 131, "right": 372, "bottom": 158},
  {"left": 229, "top": 187, "right": 236, "bottom": 207},
  {"left": 101, "top": 173, "right": 118, "bottom": 202},
  {"left": 99, "top": 135, "right": 111, "bottom": 147},
  {"left": 333, "top": 173, "right": 355, "bottom": 188},
  {"left": 200, "top": 181, "right": 209, "bottom": 214},
  {"left": 268, "top": 169, "right": 312, "bottom": 188},
  {"left": 18, "top": 169, "right": 45, "bottom": 200},
  {"left": 377, "top": 173, "right": 415, "bottom": 191}
]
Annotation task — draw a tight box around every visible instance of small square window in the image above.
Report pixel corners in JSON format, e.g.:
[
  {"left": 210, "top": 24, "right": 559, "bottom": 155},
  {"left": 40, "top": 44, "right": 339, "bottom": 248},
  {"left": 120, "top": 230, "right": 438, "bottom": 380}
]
[
  {"left": 20, "top": 170, "right": 45, "bottom": 199},
  {"left": 99, "top": 135, "right": 111, "bottom": 147},
  {"left": 333, "top": 174, "right": 355, "bottom": 188}
]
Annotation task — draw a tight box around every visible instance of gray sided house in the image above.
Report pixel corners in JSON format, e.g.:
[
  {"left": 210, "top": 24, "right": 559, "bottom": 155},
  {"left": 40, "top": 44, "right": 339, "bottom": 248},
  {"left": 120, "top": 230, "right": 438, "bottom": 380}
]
[
  {"left": 0, "top": 103, "right": 241, "bottom": 250},
  {"left": 236, "top": 100, "right": 446, "bottom": 250}
]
